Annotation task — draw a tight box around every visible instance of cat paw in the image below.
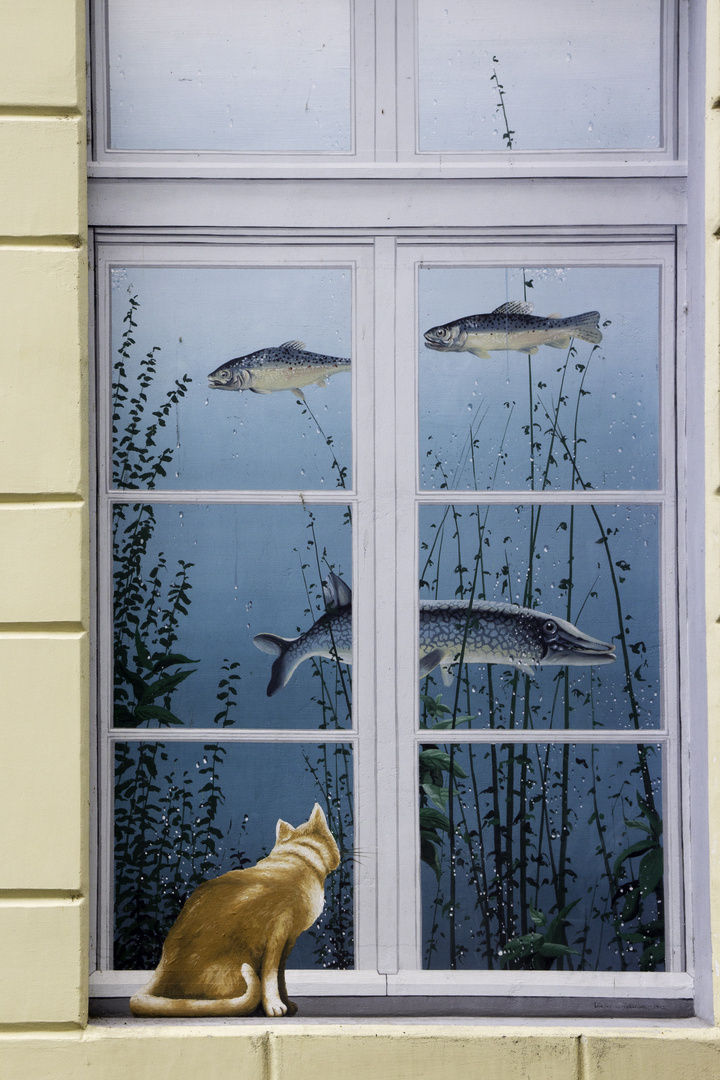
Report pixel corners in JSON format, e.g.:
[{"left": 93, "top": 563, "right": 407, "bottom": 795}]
[
  {"left": 264, "top": 998, "right": 287, "bottom": 1017},
  {"left": 286, "top": 1000, "right": 298, "bottom": 1017}
]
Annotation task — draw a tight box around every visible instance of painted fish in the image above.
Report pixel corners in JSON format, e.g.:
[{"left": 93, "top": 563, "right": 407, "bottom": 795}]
[
  {"left": 423, "top": 301, "right": 602, "bottom": 359},
  {"left": 254, "top": 573, "right": 615, "bottom": 697},
  {"left": 207, "top": 341, "right": 350, "bottom": 401}
]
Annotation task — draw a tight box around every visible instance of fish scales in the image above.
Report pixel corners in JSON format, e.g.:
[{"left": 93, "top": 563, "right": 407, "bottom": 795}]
[
  {"left": 255, "top": 575, "right": 614, "bottom": 696},
  {"left": 208, "top": 341, "right": 350, "bottom": 400},
  {"left": 423, "top": 302, "right": 602, "bottom": 359}
]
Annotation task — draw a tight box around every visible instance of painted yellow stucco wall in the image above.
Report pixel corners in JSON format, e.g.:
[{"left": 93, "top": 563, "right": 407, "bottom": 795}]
[{"left": 2, "top": 1, "right": 720, "bottom": 1076}]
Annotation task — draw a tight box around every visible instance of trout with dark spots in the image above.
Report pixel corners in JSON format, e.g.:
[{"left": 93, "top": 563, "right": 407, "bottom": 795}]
[
  {"left": 254, "top": 573, "right": 615, "bottom": 697},
  {"left": 207, "top": 340, "right": 350, "bottom": 401},
  {"left": 424, "top": 301, "right": 603, "bottom": 359}
]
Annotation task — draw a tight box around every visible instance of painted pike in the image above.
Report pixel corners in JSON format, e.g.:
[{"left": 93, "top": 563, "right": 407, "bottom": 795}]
[
  {"left": 423, "top": 301, "right": 602, "bottom": 359},
  {"left": 207, "top": 341, "right": 350, "bottom": 401},
  {"left": 254, "top": 573, "right": 615, "bottom": 697}
]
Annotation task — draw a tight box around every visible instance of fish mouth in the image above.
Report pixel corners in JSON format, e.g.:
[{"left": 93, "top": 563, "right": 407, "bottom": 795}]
[
  {"left": 544, "top": 622, "right": 616, "bottom": 666},
  {"left": 423, "top": 331, "right": 448, "bottom": 350},
  {"left": 207, "top": 377, "right": 232, "bottom": 389}
]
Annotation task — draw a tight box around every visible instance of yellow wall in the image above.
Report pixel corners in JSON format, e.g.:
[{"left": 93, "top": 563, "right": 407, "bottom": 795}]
[{"left": 1, "top": 1, "right": 720, "bottom": 1076}]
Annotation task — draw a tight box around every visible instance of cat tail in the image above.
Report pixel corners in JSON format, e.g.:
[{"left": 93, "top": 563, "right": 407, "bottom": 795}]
[{"left": 129, "top": 962, "right": 262, "bottom": 1017}]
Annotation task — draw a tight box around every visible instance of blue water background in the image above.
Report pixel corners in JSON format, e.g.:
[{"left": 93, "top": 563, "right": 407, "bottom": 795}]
[
  {"left": 111, "top": 266, "right": 352, "bottom": 491},
  {"left": 419, "top": 266, "right": 660, "bottom": 491},
  {"left": 419, "top": 503, "right": 661, "bottom": 730},
  {"left": 115, "top": 741, "right": 354, "bottom": 970},
  {"left": 421, "top": 742, "right": 663, "bottom": 971},
  {"left": 113, "top": 503, "right": 352, "bottom": 729}
]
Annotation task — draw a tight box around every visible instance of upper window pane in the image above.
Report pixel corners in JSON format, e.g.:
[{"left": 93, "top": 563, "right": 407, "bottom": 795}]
[
  {"left": 110, "top": 263, "right": 352, "bottom": 491},
  {"left": 418, "top": 264, "right": 660, "bottom": 492},
  {"left": 417, "top": 0, "right": 662, "bottom": 152},
  {"left": 107, "top": 0, "right": 352, "bottom": 152}
]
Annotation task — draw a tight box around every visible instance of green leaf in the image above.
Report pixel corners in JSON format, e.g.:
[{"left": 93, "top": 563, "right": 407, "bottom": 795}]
[
  {"left": 538, "top": 942, "right": 579, "bottom": 959},
  {"left": 420, "top": 806, "right": 452, "bottom": 834},
  {"left": 150, "top": 652, "right": 199, "bottom": 674},
  {"left": 134, "top": 704, "right": 184, "bottom": 726},
  {"left": 528, "top": 905, "right": 547, "bottom": 927},
  {"left": 139, "top": 667, "right": 196, "bottom": 705},
  {"left": 134, "top": 631, "right": 152, "bottom": 670},
  {"left": 428, "top": 714, "right": 473, "bottom": 730},
  {"left": 422, "top": 782, "right": 449, "bottom": 810},
  {"left": 419, "top": 749, "right": 468, "bottom": 778},
  {"left": 420, "top": 836, "right": 442, "bottom": 880},
  {"left": 613, "top": 839, "right": 657, "bottom": 880},
  {"left": 638, "top": 845, "right": 663, "bottom": 897}
]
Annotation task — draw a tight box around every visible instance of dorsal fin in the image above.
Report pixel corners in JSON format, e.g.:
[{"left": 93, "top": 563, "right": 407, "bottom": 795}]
[
  {"left": 491, "top": 301, "right": 534, "bottom": 315},
  {"left": 279, "top": 340, "right": 306, "bottom": 351},
  {"left": 323, "top": 572, "right": 352, "bottom": 609}
]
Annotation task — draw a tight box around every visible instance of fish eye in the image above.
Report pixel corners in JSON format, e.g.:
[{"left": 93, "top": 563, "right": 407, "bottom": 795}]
[
  {"left": 219, "top": 368, "right": 230, "bottom": 379},
  {"left": 543, "top": 619, "right": 558, "bottom": 634}
]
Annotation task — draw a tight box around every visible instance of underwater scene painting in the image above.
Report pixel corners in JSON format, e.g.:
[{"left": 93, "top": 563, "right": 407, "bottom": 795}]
[
  {"left": 111, "top": 266, "right": 352, "bottom": 491},
  {"left": 419, "top": 266, "right": 660, "bottom": 491},
  {"left": 420, "top": 742, "right": 663, "bottom": 971},
  {"left": 114, "top": 741, "right": 353, "bottom": 971},
  {"left": 108, "top": 251, "right": 667, "bottom": 975}
]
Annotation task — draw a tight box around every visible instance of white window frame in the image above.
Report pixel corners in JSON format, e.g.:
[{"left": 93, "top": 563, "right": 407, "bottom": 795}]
[
  {"left": 88, "top": 0, "right": 710, "bottom": 1018},
  {"left": 88, "top": 0, "right": 687, "bottom": 178}
]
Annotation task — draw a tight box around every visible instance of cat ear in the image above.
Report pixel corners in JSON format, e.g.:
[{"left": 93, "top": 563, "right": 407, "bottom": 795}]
[
  {"left": 308, "top": 803, "right": 327, "bottom": 831},
  {"left": 275, "top": 818, "right": 294, "bottom": 843}
]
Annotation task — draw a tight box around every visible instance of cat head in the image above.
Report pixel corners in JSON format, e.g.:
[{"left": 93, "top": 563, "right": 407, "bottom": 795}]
[{"left": 274, "top": 803, "right": 341, "bottom": 873}]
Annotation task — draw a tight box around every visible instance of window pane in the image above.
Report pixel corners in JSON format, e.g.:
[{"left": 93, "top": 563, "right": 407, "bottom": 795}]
[
  {"left": 113, "top": 504, "right": 352, "bottom": 729},
  {"left": 418, "top": 504, "right": 661, "bottom": 730},
  {"left": 419, "top": 266, "right": 659, "bottom": 492},
  {"left": 111, "top": 266, "right": 352, "bottom": 491},
  {"left": 417, "top": 0, "right": 662, "bottom": 152},
  {"left": 108, "top": 0, "right": 352, "bottom": 151},
  {"left": 420, "top": 742, "right": 663, "bottom": 971},
  {"left": 114, "top": 741, "right": 354, "bottom": 970}
]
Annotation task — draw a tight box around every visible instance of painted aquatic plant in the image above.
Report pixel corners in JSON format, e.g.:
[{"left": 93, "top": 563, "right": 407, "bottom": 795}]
[
  {"left": 112, "top": 294, "right": 245, "bottom": 969},
  {"left": 419, "top": 319, "right": 664, "bottom": 972}
]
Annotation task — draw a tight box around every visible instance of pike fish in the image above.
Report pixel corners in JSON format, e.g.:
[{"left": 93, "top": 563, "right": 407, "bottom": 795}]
[
  {"left": 423, "top": 301, "right": 602, "bottom": 359},
  {"left": 207, "top": 341, "right": 350, "bottom": 401},
  {"left": 254, "top": 573, "right": 615, "bottom": 697}
]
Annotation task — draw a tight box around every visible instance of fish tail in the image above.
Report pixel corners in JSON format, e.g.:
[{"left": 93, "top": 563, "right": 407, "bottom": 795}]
[
  {"left": 569, "top": 311, "right": 603, "bottom": 345},
  {"left": 253, "top": 632, "right": 298, "bottom": 696}
]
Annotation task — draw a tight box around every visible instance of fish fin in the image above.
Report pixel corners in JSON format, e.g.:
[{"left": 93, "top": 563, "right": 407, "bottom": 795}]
[
  {"left": 440, "top": 662, "right": 454, "bottom": 687},
  {"left": 568, "top": 311, "right": 603, "bottom": 345},
  {"left": 279, "top": 340, "right": 306, "bottom": 351},
  {"left": 323, "top": 572, "right": 352, "bottom": 610},
  {"left": 250, "top": 387, "right": 272, "bottom": 394},
  {"left": 291, "top": 388, "right": 306, "bottom": 401},
  {"left": 419, "top": 648, "right": 448, "bottom": 680},
  {"left": 492, "top": 300, "right": 534, "bottom": 315},
  {"left": 315, "top": 377, "right": 328, "bottom": 387},
  {"left": 547, "top": 312, "right": 562, "bottom": 319},
  {"left": 519, "top": 346, "right": 539, "bottom": 355},
  {"left": 545, "top": 335, "right": 571, "bottom": 349},
  {"left": 254, "top": 632, "right": 294, "bottom": 657},
  {"left": 467, "top": 347, "right": 492, "bottom": 359},
  {"left": 514, "top": 660, "right": 536, "bottom": 676}
]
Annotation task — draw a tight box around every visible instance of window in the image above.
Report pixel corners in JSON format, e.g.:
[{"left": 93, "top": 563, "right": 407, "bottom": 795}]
[{"left": 89, "top": 0, "right": 704, "bottom": 1014}]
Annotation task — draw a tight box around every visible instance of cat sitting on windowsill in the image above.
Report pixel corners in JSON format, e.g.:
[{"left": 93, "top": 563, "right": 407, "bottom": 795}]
[{"left": 130, "top": 803, "right": 340, "bottom": 1018}]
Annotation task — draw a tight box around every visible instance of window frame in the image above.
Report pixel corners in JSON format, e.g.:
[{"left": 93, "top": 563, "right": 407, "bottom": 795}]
[{"left": 87, "top": 0, "right": 710, "bottom": 1018}]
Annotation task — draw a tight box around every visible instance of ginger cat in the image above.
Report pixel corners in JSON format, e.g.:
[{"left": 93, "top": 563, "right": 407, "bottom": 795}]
[{"left": 130, "top": 803, "right": 340, "bottom": 1017}]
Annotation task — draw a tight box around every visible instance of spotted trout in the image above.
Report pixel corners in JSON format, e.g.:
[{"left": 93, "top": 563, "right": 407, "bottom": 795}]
[
  {"left": 423, "top": 301, "right": 602, "bottom": 359},
  {"left": 254, "top": 573, "right": 615, "bottom": 697},
  {"left": 207, "top": 340, "right": 350, "bottom": 401}
]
